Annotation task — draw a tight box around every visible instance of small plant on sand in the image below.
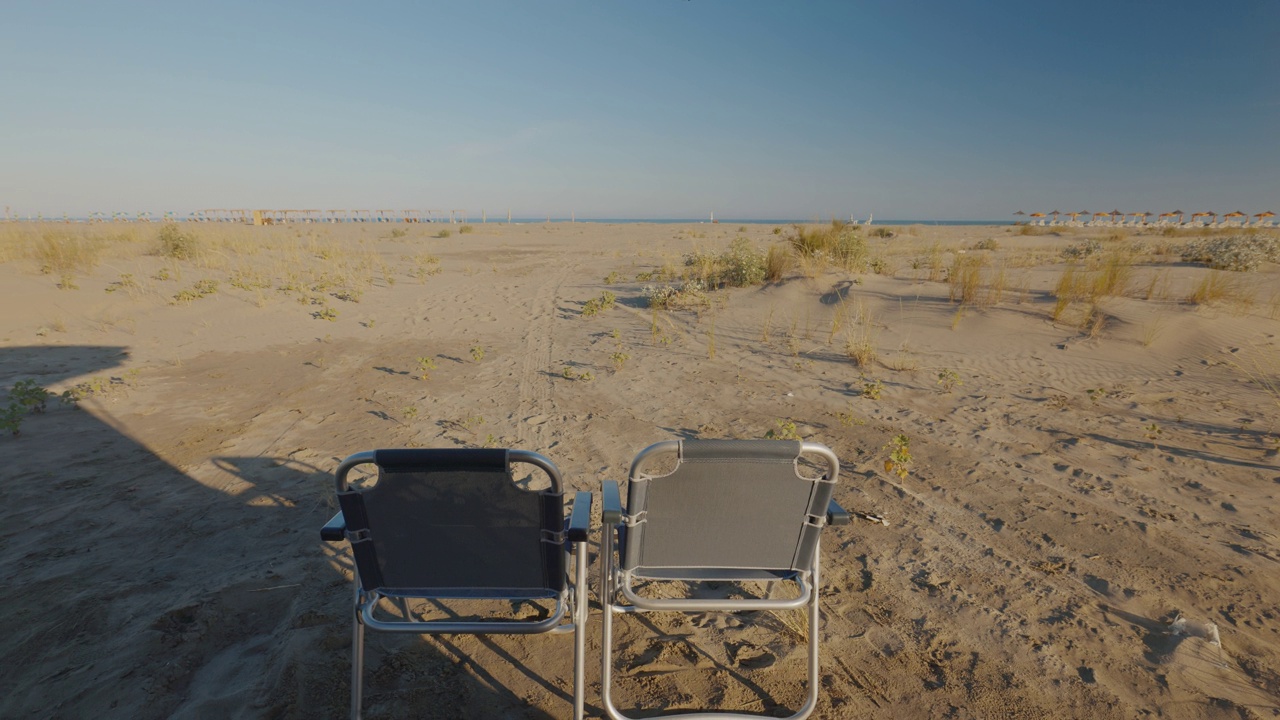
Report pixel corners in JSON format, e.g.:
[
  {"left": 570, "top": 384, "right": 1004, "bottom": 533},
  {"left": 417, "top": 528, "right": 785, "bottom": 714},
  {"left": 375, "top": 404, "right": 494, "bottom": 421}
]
[
  {"left": 157, "top": 223, "right": 199, "bottom": 260},
  {"left": 581, "top": 291, "right": 617, "bottom": 317},
  {"left": 313, "top": 306, "right": 339, "bottom": 322},
  {"left": 105, "top": 273, "right": 139, "bottom": 294},
  {"left": 610, "top": 351, "right": 630, "bottom": 371},
  {"left": 862, "top": 377, "right": 883, "bottom": 400},
  {"left": 883, "top": 434, "right": 912, "bottom": 478},
  {"left": 766, "top": 419, "right": 802, "bottom": 441},
  {"left": 1061, "top": 239, "right": 1102, "bottom": 260},
  {"left": 402, "top": 406, "right": 419, "bottom": 420},
  {"left": 458, "top": 224, "right": 474, "bottom": 234},
  {"left": 470, "top": 345, "right": 485, "bottom": 362},
  {"left": 644, "top": 281, "right": 709, "bottom": 310},
  {"left": 971, "top": 238, "right": 999, "bottom": 251},
  {"left": 1144, "top": 422, "right": 1163, "bottom": 447},
  {"left": 437, "top": 228, "right": 452, "bottom": 238},
  {"left": 482, "top": 433, "right": 498, "bottom": 448},
  {"left": 173, "top": 279, "right": 219, "bottom": 305},
  {"left": 561, "top": 366, "right": 595, "bottom": 382},
  {"left": 416, "top": 356, "right": 437, "bottom": 380},
  {"left": 2, "top": 380, "right": 76, "bottom": 436},
  {"left": 835, "top": 410, "right": 865, "bottom": 427},
  {"left": 604, "top": 271, "right": 623, "bottom": 284},
  {"left": 937, "top": 368, "right": 962, "bottom": 393}
]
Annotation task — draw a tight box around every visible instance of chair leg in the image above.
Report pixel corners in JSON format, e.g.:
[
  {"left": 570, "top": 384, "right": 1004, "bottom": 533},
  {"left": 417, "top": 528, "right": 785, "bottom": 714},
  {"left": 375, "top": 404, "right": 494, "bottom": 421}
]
[
  {"left": 600, "top": 526, "right": 622, "bottom": 720},
  {"left": 351, "top": 583, "right": 365, "bottom": 720},
  {"left": 574, "top": 540, "right": 588, "bottom": 720}
]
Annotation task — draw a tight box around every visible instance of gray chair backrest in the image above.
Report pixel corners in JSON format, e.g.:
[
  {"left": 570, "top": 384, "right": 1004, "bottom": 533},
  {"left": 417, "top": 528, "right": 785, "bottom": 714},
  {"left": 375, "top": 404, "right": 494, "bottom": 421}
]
[
  {"left": 338, "top": 449, "right": 564, "bottom": 597},
  {"left": 623, "top": 439, "right": 836, "bottom": 574}
]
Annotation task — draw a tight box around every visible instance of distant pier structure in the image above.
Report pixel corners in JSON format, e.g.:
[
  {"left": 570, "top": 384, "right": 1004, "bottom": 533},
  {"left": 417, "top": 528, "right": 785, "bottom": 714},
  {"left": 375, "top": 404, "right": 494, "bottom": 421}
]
[{"left": 240, "top": 209, "right": 467, "bottom": 225}]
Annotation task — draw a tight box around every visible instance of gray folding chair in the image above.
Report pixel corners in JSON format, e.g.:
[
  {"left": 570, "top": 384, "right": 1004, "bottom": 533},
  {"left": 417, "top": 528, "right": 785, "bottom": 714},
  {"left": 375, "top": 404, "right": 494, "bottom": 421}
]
[
  {"left": 321, "top": 448, "right": 592, "bottom": 720},
  {"left": 599, "top": 439, "right": 849, "bottom": 720}
]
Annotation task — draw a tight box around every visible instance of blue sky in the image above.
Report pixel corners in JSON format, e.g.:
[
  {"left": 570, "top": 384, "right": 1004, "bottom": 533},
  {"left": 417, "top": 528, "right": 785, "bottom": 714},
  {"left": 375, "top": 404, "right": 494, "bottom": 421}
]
[{"left": 2, "top": 1, "right": 1277, "bottom": 220}]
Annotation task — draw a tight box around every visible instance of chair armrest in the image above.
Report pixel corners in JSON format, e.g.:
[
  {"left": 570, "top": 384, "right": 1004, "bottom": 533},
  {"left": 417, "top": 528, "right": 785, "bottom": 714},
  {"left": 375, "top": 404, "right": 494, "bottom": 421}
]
[
  {"left": 321, "top": 511, "right": 346, "bottom": 541},
  {"left": 567, "top": 491, "right": 593, "bottom": 543},
  {"left": 826, "top": 499, "right": 851, "bottom": 526},
  {"left": 602, "top": 480, "right": 623, "bottom": 525}
]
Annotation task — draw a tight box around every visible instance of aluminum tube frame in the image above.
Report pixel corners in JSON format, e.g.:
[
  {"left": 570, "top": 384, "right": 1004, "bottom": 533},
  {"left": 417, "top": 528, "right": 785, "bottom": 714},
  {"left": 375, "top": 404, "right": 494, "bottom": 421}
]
[
  {"left": 335, "top": 449, "right": 565, "bottom": 495},
  {"left": 599, "top": 524, "right": 821, "bottom": 720},
  {"left": 626, "top": 441, "right": 839, "bottom": 489},
  {"left": 340, "top": 449, "right": 581, "bottom": 720}
]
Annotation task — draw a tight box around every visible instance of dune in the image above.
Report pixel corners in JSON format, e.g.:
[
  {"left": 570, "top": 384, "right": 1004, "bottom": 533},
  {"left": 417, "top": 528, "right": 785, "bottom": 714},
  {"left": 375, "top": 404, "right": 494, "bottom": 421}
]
[{"left": 0, "top": 220, "right": 1277, "bottom": 718}]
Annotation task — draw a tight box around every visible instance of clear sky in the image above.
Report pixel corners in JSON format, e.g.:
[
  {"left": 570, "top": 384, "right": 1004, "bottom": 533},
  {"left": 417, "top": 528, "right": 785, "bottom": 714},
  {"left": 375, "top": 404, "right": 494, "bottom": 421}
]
[{"left": 2, "top": 1, "right": 1277, "bottom": 220}]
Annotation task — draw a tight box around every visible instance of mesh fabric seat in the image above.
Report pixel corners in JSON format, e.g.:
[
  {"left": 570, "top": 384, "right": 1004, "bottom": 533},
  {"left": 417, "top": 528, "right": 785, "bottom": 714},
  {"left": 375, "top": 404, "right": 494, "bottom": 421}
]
[
  {"left": 321, "top": 448, "right": 591, "bottom": 720},
  {"left": 600, "top": 439, "right": 848, "bottom": 720}
]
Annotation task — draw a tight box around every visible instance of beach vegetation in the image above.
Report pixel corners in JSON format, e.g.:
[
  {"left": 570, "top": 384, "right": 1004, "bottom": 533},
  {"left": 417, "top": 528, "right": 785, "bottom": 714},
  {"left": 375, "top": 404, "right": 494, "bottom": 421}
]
[
  {"left": 31, "top": 231, "right": 103, "bottom": 288},
  {"left": 1061, "top": 239, "right": 1102, "bottom": 260},
  {"left": 610, "top": 351, "right": 630, "bottom": 371},
  {"left": 1180, "top": 235, "right": 1280, "bottom": 272},
  {"left": 684, "top": 238, "right": 766, "bottom": 287},
  {"left": 437, "top": 228, "right": 452, "bottom": 238},
  {"left": 2, "top": 380, "right": 81, "bottom": 436},
  {"left": 157, "top": 223, "right": 199, "bottom": 260},
  {"left": 603, "top": 270, "right": 623, "bottom": 284},
  {"left": 971, "top": 238, "right": 999, "bottom": 251},
  {"left": 883, "top": 434, "right": 912, "bottom": 478},
  {"left": 581, "top": 290, "right": 617, "bottom": 317},
  {"left": 561, "top": 366, "right": 595, "bottom": 382},
  {"left": 764, "top": 244, "right": 791, "bottom": 282},
  {"left": 416, "top": 356, "right": 436, "bottom": 379},
  {"left": 937, "top": 368, "right": 962, "bottom": 393},
  {"left": 765, "top": 419, "right": 801, "bottom": 441},
  {"left": 788, "top": 221, "right": 868, "bottom": 271},
  {"left": 644, "top": 281, "right": 709, "bottom": 310},
  {"left": 861, "top": 377, "right": 883, "bottom": 400},
  {"left": 172, "top": 279, "right": 219, "bottom": 304},
  {"left": 1186, "top": 270, "right": 1251, "bottom": 305},
  {"left": 470, "top": 345, "right": 485, "bottom": 362},
  {"left": 313, "top": 306, "right": 339, "bottom": 321},
  {"left": 459, "top": 225, "right": 474, "bottom": 234}
]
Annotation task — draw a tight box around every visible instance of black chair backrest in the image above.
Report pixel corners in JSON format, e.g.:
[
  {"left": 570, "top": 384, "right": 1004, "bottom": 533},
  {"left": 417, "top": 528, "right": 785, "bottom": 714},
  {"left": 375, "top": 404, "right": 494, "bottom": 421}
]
[{"left": 338, "top": 449, "right": 564, "bottom": 597}]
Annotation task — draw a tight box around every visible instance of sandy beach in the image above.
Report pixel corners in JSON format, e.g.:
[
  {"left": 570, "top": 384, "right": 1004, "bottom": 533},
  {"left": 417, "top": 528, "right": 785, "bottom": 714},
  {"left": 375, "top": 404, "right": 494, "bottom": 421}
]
[{"left": 1, "top": 220, "right": 1277, "bottom": 719}]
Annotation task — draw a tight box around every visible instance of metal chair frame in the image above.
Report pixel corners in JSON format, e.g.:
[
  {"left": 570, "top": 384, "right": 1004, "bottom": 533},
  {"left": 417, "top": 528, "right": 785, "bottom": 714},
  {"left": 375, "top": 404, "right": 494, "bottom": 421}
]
[
  {"left": 322, "top": 449, "right": 591, "bottom": 720},
  {"left": 599, "top": 440, "right": 848, "bottom": 720}
]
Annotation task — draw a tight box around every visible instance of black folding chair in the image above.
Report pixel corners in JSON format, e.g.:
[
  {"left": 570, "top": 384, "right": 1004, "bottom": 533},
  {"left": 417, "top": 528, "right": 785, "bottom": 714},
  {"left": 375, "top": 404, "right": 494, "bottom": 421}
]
[
  {"left": 600, "top": 439, "right": 849, "bottom": 720},
  {"left": 321, "top": 448, "right": 591, "bottom": 720}
]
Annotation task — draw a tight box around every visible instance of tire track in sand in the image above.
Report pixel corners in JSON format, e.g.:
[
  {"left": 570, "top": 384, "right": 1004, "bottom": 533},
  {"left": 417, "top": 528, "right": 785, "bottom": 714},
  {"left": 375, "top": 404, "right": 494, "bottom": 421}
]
[{"left": 514, "top": 261, "right": 573, "bottom": 449}]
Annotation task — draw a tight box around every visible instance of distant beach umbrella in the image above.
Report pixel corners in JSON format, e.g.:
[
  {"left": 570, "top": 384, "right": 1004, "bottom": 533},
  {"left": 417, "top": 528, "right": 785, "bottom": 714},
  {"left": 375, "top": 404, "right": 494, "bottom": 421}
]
[
  {"left": 1050, "top": 210, "right": 1061, "bottom": 223},
  {"left": 1066, "top": 211, "right": 1081, "bottom": 223},
  {"left": 1223, "top": 211, "right": 1246, "bottom": 226},
  {"left": 1253, "top": 211, "right": 1275, "bottom": 225},
  {"left": 1110, "top": 209, "right": 1123, "bottom": 223},
  {"left": 1170, "top": 209, "right": 1185, "bottom": 224}
]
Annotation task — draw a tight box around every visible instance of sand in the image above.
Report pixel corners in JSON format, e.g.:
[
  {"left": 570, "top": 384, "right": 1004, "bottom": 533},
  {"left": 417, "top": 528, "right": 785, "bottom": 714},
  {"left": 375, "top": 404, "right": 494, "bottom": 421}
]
[{"left": 0, "top": 220, "right": 1277, "bottom": 719}]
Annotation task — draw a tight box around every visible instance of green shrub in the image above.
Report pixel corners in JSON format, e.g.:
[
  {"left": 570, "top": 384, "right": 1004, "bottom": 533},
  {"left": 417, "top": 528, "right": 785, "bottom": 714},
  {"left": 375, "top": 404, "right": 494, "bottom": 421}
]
[
  {"left": 683, "top": 238, "right": 766, "bottom": 288},
  {"left": 157, "top": 223, "right": 198, "bottom": 260}
]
